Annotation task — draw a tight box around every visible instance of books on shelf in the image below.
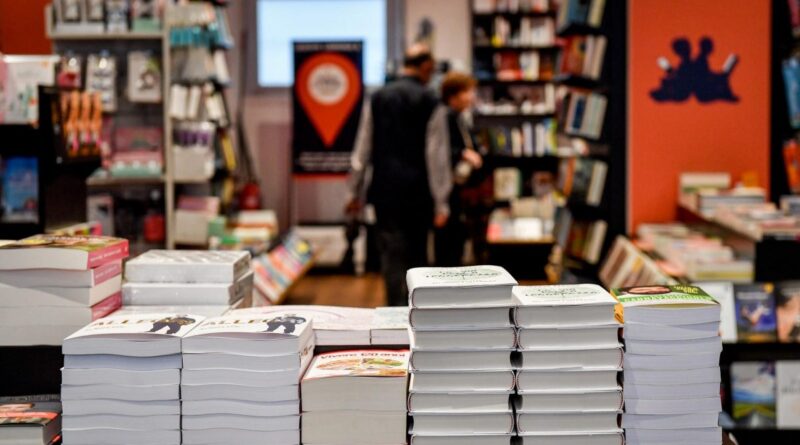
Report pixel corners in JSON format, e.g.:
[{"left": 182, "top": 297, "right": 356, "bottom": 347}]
[
  {"left": 731, "top": 361, "right": 776, "bottom": 428},
  {"left": 494, "top": 167, "right": 522, "bottom": 200},
  {"left": 475, "top": 119, "right": 558, "bottom": 157},
  {"left": 777, "top": 281, "right": 800, "bottom": 343},
  {"left": 0, "top": 235, "right": 127, "bottom": 346},
  {"left": 613, "top": 284, "right": 722, "bottom": 444},
  {"left": 0, "top": 394, "right": 61, "bottom": 445},
  {"left": 481, "top": 16, "right": 555, "bottom": 48},
  {"left": 301, "top": 350, "right": 409, "bottom": 445},
  {"left": 777, "top": 361, "right": 800, "bottom": 428},
  {"left": 558, "top": 157, "right": 607, "bottom": 206},
  {"left": 599, "top": 236, "right": 675, "bottom": 289},
  {"left": 473, "top": 0, "right": 551, "bottom": 14},
  {"left": 693, "top": 281, "right": 737, "bottom": 343},
  {"left": 558, "top": 34, "right": 607, "bottom": 79},
  {"left": 734, "top": 283, "right": 777, "bottom": 343},
  {"left": 61, "top": 313, "right": 204, "bottom": 445},
  {"left": 560, "top": 90, "right": 607, "bottom": 139},
  {"left": 476, "top": 83, "right": 555, "bottom": 116},
  {"left": 180, "top": 311, "right": 314, "bottom": 445},
  {"left": 556, "top": 0, "right": 606, "bottom": 30},
  {"left": 251, "top": 233, "right": 314, "bottom": 305}
]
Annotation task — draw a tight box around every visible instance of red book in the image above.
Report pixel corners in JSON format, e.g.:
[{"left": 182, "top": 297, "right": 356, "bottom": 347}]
[
  {"left": 92, "top": 291, "right": 123, "bottom": 320},
  {"left": 0, "top": 235, "right": 129, "bottom": 270}
]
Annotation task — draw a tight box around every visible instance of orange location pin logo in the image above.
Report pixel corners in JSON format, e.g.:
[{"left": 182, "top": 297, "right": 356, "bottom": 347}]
[{"left": 296, "top": 52, "right": 362, "bottom": 147}]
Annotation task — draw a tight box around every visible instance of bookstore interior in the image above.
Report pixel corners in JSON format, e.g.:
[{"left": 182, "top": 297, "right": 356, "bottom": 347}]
[{"left": 3, "top": 0, "right": 800, "bottom": 444}]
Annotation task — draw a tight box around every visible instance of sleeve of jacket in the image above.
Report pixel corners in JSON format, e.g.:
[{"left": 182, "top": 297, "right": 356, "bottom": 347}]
[
  {"left": 346, "top": 100, "right": 373, "bottom": 202},
  {"left": 426, "top": 104, "right": 453, "bottom": 216}
]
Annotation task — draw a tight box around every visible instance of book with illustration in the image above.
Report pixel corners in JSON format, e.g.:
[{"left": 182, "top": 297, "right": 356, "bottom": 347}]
[
  {"left": 735, "top": 283, "right": 778, "bottom": 342},
  {"left": 731, "top": 361, "right": 777, "bottom": 428}
]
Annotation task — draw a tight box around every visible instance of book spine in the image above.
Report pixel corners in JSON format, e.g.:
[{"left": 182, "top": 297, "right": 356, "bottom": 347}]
[
  {"left": 87, "top": 241, "right": 130, "bottom": 269},
  {"left": 91, "top": 291, "right": 122, "bottom": 320},
  {"left": 93, "top": 261, "right": 123, "bottom": 286}
]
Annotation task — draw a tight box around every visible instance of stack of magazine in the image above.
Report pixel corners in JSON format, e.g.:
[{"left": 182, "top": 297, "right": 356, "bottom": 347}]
[
  {"left": 122, "top": 250, "right": 253, "bottom": 310},
  {"left": 60, "top": 313, "right": 204, "bottom": 445},
  {"left": 614, "top": 285, "right": 723, "bottom": 444},
  {"left": 406, "top": 266, "right": 518, "bottom": 445},
  {"left": 301, "top": 349, "right": 410, "bottom": 445},
  {"left": 0, "top": 235, "right": 128, "bottom": 346},
  {"left": 180, "top": 311, "right": 315, "bottom": 444},
  {"left": 513, "top": 284, "right": 623, "bottom": 444}
]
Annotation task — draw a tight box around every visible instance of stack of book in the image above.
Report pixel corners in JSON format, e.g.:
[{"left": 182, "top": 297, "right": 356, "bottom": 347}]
[
  {"left": 406, "top": 266, "right": 518, "bottom": 445},
  {"left": 371, "top": 306, "right": 411, "bottom": 346},
  {"left": 513, "top": 284, "right": 623, "bottom": 444},
  {"left": 180, "top": 311, "right": 315, "bottom": 444},
  {"left": 613, "top": 285, "right": 723, "bottom": 445},
  {"left": 122, "top": 250, "right": 253, "bottom": 311},
  {"left": 0, "top": 394, "right": 62, "bottom": 445},
  {"left": 0, "top": 235, "right": 128, "bottom": 346},
  {"left": 60, "top": 313, "right": 204, "bottom": 445},
  {"left": 301, "top": 350, "right": 410, "bottom": 445}
]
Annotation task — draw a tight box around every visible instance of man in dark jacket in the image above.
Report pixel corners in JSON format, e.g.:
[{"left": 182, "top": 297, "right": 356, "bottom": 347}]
[{"left": 346, "top": 44, "right": 451, "bottom": 306}]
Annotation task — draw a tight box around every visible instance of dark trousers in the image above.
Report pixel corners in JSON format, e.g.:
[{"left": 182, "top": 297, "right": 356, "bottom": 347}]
[
  {"left": 374, "top": 207, "right": 430, "bottom": 307},
  {"left": 434, "top": 215, "right": 466, "bottom": 267}
]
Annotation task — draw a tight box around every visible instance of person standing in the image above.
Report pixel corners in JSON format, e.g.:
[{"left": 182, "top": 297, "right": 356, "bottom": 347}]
[
  {"left": 435, "top": 72, "right": 483, "bottom": 266},
  {"left": 346, "top": 44, "right": 452, "bottom": 306}
]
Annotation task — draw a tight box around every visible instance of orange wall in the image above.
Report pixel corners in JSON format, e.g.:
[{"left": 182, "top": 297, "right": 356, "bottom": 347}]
[
  {"left": 0, "top": 0, "right": 51, "bottom": 54},
  {"left": 628, "top": 0, "right": 770, "bottom": 232}
]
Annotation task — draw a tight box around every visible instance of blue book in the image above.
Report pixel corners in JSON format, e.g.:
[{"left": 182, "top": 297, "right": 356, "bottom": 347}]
[
  {"left": 783, "top": 58, "right": 800, "bottom": 129},
  {"left": 735, "top": 283, "right": 777, "bottom": 342},
  {"left": 1, "top": 156, "right": 38, "bottom": 223}
]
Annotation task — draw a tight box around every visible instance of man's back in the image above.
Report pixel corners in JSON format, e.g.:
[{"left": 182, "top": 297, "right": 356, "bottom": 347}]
[{"left": 368, "top": 76, "right": 439, "bottom": 217}]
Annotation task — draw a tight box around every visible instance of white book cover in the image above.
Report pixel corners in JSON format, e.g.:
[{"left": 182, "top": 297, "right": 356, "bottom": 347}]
[
  {"left": 233, "top": 305, "right": 372, "bottom": 346},
  {"left": 0, "top": 274, "right": 122, "bottom": 307},
  {"left": 63, "top": 313, "right": 204, "bottom": 356},
  {"left": 513, "top": 284, "right": 617, "bottom": 307},
  {"left": 122, "top": 270, "right": 253, "bottom": 306},
  {"left": 407, "top": 266, "right": 516, "bottom": 292},
  {"left": 371, "top": 306, "right": 410, "bottom": 345},
  {"left": 124, "top": 249, "right": 250, "bottom": 283},
  {"left": 694, "top": 281, "right": 737, "bottom": 343},
  {"left": 777, "top": 361, "right": 800, "bottom": 428},
  {"left": 0, "top": 259, "right": 122, "bottom": 288},
  {"left": 183, "top": 311, "right": 314, "bottom": 356}
]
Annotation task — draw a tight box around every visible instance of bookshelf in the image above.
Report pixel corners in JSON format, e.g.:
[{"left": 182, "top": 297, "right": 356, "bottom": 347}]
[{"left": 44, "top": 1, "right": 239, "bottom": 249}]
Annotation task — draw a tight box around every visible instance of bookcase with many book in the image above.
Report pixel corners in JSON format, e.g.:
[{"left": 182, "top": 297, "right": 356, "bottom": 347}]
[
  {"left": 470, "top": 0, "right": 620, "bottom": 281},
  {"left": 44, "top": 0, "right": 240, "bottom": 253}
]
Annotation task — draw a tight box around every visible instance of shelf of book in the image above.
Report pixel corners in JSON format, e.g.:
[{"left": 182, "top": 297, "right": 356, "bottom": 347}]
[
  {"left": 553, "top": 73, "right": 604, "bottom": 89},
  {"left": 86, "top": 175, "right": 166, "bottom": 187}
]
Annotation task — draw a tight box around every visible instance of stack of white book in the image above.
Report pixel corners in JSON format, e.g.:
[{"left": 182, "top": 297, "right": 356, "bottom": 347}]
[
  {"left": 613, "top": 285, "right": 723, "bottom": 445},
  {"left": 60, "top": 313, "right": 204, "bottom": 445},
  {"left": 513, "top": 284, "right": 623, "bottom": 445},
  {"left": 301, "top": 349, "right": 410, "bottom": 445},
  {"left": 406, "top": 266, "right": 518, "bottom": 445},
  {"left": 122, "top": 250, "right": 253, "bottom": 309},
  {"left": 180, "top": 310, "right": 315, "bottom": 444},
  {"left": 0, "top": 235, "right": 128, "bottom": 346},
  {"left": 371, "top": 306, "right": 411, "bottom": 345}
]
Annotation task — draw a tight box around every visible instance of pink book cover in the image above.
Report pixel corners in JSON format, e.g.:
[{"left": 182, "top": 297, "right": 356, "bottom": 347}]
[
  {"left": 93, "top": 260, "right": 123, "bottom": 286},
  {"left": 91, "top": 292, "right": 123, "bottom": 320}
]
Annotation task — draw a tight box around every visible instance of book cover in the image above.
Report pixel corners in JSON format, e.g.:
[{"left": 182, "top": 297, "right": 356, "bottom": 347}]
[
  {"left": 783, "top": 58, "right": 800, "bottom": 129},
  {"left": 731, "top": 361, "right": 776, "bottom": 428},
  {"left": 777, "top": 361, "right": 800, "bottom": 428},
  {"left": 66, "top": 313, "right": 203, "bottom": 340},
  {"left": 735, "top": 283, "right": 777, "bottom": 342},
  {"left": 513, "top": 283, "right": 616, "bottom": 307},
  {"left": 124, "top": 249, "right": 250, "bottom": 283},
  {"left": 372, "top": 306, "right": 409, "bottom": 330},
  {"left": 1, "top": 157, "right": 39, "bottom": 223},
  {"left": 697, "top": 281, "right": 738, "bottom": 343},
  {"left": 186, "top": 311, "right": 311, "bottom": 338},
  {"left": 407, "top": 266, "right": 517, "bottom": 291},
  {"left": 0, "top": 395, "right": 61, "bottom": 426},
  {"left": 303, "top": 350, "right": 410, "bottom": 379},
  {"left": 234, "top": 305, "right": 371, "bottom": 334},
  {"left": 777, "top": 281, "right": 800, "bottom": 343},
  {"left": 613, "top": 284, "right": 717, "bottom": 307},
  {"left": 0, "top": 235, "right": 129, "bottom": 270}
]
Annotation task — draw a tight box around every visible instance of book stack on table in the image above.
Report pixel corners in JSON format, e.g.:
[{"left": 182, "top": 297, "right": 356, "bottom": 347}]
[
  {"left": 180, "top": 310, "right": 315, "bottom": 445},
  {"left": 301, "top": 349, "right": 410, "bottom": 445},
  {"left": 406, "top": 266, "right": 518, "bottom": 445},
  {"left": 512, "top": 284, "right": 623, "bottom": 445},
  {"left": 614, "top": 285, "right": 723, "bottom": 445},
  {"left": 0, "top": 235, "right": 128, "bottom": 346},
  {"left": 122, "top": 250, "right": 253, "bottom": 312},
  {"left": 60, "top": 313, "right": 204, "bottom": 445}
]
